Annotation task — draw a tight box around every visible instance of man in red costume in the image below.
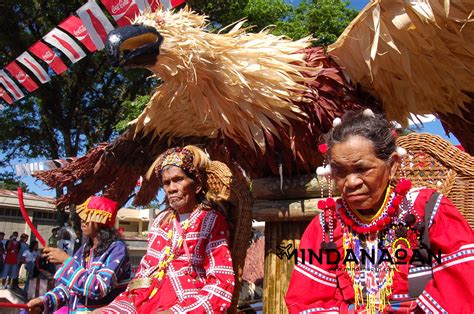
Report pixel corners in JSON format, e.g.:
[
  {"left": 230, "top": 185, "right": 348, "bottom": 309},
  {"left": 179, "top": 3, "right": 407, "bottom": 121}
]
[{"left": 98, "top": 146, "right": 235, "bottom": 313}]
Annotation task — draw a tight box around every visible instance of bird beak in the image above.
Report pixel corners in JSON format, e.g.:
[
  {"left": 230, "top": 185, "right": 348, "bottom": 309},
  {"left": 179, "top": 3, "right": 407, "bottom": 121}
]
[{"left": 105, "top": 24, "right": 163, "bottom": 68}]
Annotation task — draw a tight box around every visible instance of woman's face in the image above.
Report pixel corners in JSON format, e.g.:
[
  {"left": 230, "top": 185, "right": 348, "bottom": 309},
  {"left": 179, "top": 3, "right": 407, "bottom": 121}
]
[
  {"left": 330, "top": 135, "right": 399, "bottom": 211},
  {"left": 81, "top": 220, "right": 99, "bottom": 238},
  {"left": 161, "top": 166, "right": 201, "bottom": 213}
]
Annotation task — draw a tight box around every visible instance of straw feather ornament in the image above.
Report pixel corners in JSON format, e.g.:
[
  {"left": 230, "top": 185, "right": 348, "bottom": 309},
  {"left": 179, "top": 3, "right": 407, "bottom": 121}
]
[{"left": 34, "top": 0, "right": 474, "bottom": 208}]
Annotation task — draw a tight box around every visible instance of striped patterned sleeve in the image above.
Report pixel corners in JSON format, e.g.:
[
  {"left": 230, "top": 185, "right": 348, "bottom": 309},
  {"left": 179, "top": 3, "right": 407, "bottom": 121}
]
[
  {"left": 54, "top": 241, "right": 128, "bottom": 300},
  {"left": 40, "top": 283, "right": 71, "bottom": 313},
  {"left": 170, "top": 212, "right": 235, "bottom": 314},
  {"left": 416, "top": 193, "right": 474, "bottom": 313}
]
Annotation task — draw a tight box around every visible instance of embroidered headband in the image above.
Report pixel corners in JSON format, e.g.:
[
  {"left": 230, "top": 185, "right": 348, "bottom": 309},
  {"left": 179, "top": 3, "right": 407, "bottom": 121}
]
[{"left": 155, "top": 147, "right": 202, "bottom": 183}]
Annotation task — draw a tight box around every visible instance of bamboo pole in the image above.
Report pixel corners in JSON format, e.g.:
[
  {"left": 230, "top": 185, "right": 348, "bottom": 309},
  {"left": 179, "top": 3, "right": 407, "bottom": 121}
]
[{"left": 264, "top": 221, "right": 310, "bottom": 314}]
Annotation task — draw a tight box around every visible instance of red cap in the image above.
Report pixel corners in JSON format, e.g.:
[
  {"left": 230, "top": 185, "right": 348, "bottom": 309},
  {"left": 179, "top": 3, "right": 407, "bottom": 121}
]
[{"left": 76, "top": 196, "right": 118, "bottom": 227}]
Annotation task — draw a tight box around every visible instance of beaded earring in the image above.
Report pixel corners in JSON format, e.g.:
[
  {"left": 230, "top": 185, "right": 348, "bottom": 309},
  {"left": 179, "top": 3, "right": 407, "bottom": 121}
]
[{"left": 315, "top": 117, "right": 340, "bottom": 250}]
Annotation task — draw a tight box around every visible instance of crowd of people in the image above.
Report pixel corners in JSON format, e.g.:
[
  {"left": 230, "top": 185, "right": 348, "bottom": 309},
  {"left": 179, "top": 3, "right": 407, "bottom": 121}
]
[{"left": 0, "top": 230, "right": 57, "bottom": 295}]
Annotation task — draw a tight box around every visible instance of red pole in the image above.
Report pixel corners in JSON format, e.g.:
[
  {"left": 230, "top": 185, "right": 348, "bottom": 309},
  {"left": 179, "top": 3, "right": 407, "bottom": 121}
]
[
  {"left": 17, "top": 186, "right": 47, "bottom": 246},
  {"left": 0, "top": 302, "right": 29, "bottom": 308}
]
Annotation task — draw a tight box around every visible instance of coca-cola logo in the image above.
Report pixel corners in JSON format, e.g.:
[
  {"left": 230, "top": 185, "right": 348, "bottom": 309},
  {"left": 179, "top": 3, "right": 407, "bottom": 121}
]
[
  {"left": 73, "top": 25, "right": 88, "bottom": 41},
  {"left": 111, "top": 0, "right": 132, "bottom": 14},
  {"left": 16, "top": 72, "right": 27, "bottom": 83},
  {"left": 73, "top": 25, "right": 86, "bottom": 37},
  {"left": 42, "top": 51, "right": 55, "bottom": 63}
]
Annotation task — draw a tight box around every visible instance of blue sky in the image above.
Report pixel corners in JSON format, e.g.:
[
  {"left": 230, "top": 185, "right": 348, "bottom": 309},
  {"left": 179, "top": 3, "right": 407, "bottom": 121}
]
[{"left": 2, "top": 0, "right": 460, "bottom": 197}]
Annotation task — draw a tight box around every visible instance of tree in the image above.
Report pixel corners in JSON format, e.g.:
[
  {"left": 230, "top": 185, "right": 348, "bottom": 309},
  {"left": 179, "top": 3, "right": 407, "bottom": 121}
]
[
  {"left": 0, "top": 172, "right": 30, "bottom": 192},
  {"left": 186, "top": 0, "right": 358, "bottom": 44},
  {"left": 0, "top": 1, "right": 154, "bottom": 171}
]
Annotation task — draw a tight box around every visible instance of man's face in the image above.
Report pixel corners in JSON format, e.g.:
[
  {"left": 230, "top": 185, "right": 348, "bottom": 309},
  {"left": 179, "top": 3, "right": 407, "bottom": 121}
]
[
  {"left": 0, "top": 234, "right": 4, "bottom": 240},
  {"left": 161, "top": 166, "right": 201, "bottom": 214},
  {"left": 20, "top": 234, "right": 28, "bottom": 242}
]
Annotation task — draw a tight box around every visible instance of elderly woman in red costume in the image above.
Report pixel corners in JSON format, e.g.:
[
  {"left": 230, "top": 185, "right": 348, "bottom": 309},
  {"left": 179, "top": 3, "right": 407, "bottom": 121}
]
[
  {"left": 286, "top": 110, "right": 474, "bottom": 313},
  {"left": 98, "top": 145, "right": 235, "bottom": 313}
]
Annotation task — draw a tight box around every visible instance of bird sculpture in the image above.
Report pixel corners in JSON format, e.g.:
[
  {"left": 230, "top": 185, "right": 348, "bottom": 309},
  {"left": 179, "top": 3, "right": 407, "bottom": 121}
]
[{"left": 35, "top": 0, "right": 474, "bottom": 208}]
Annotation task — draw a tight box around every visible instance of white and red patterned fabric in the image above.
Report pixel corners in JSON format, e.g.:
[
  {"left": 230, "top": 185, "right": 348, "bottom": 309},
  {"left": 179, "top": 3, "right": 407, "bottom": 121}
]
[
  {"left": 0, "top": 70, "right": 25, "bottom": 100},
  {"left": 285, "top": 188, "right": 474, "bottom": 313},
  {"left": 29, "top": 41, "right": 68, "bottom": 75},
  {"left": 5, "top": 61, "right": 39, "bottom": 92},
  {"left": 59, "top": 16, "right": 98, "bottom": 53},
  {"left": 102, "top": 205, "right": 235, "bottom": 313},
  {"left": 101, "top": 0, "right": 141, "bottom": 27},
  {"left": 0, "top": 87, "right": 13, "bottom": 105},
  {"left": 43, "top": 28, "right": 86, "bottom": 63},
  {"left": 17, "top": 51, "right": 51, "bottom": 83},
  {"left": 76, "top": 1, "right": 115, "bottom": 51}
]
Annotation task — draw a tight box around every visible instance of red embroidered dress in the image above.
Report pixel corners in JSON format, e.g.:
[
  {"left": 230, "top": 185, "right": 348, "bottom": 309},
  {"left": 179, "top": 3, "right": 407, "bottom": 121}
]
[
  {"left": 285, "top": 188, "right": 474, "bottom": 313},
  {"left": 104, "top": 205, "right": 235, "bottom": 313}
]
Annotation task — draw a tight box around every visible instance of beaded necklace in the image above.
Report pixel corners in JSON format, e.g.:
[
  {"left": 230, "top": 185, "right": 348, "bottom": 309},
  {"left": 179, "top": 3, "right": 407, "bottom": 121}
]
[
  {"left": 154, "top": 211, "right": 191, "bottom": 280},
  {"left": 336, "top": 179, "right": 412, "bottom": 314}
]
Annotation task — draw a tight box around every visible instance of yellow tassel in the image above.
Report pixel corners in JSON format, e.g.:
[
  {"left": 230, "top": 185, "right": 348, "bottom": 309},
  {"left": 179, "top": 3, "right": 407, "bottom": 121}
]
[{"left": 149, "top": 288, "right": 158, "bottom": 299}]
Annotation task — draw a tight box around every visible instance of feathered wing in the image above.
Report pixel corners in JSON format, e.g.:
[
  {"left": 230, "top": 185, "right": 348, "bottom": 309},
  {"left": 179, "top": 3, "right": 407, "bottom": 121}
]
[
  {"left": 328, "top": 0, "right": 474, "bottom": 153},
  {"left": 34, "top": 8, "right": 377, "bottom": 206}
]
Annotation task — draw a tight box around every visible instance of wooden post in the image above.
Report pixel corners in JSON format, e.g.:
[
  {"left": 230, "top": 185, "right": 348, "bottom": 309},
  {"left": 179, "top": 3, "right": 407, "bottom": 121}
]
[
  {"left": 252, "top": 174, "right": 336, "bottom": 313},
  {"left": 263, "top": 221, "right": 310, "bottom": 314}
]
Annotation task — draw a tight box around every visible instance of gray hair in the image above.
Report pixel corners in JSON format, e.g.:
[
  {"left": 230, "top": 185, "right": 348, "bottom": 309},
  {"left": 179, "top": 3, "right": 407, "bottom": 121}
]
[{"left": 325, "top": 110, "right": 396, "bottom": 161}]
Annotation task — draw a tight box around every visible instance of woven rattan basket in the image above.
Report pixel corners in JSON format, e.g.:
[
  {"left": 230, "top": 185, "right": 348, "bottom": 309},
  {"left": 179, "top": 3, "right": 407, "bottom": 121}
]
[
  {"left": 397, "top": 133, "right": 474, "bottom": 227},
  {"left": 206, "top": 161, "right": 253, "bottom": 312}
]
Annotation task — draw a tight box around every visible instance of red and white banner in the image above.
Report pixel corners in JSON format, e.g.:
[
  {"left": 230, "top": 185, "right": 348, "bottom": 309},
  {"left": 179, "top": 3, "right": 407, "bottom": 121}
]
[
  {"left": 101, "top": 0, "right": 140, "bottom": 27},
  {"left": 134, "top": 0, "right": 161, "bottom": 12},
  {"left": 59, "top": 16, "right": 97, "bottom": 53},
  {"left": 5, "top": 61, "right": 39, "bottom": 92},
  {"left": 17, "top": 52, "right": 51, "bottom": 84},
  {"left": 43, "top": 28, "right": 86, "bottom": 63},
  {"left": 160, "top": 0, "right": 185, "bottom": 10},
  {"left": 77, "top": 0, "right": 115, "bottom": 50},
  {"left": 0, "top": 70, "right": 25, "bottom": 100},
  {"left": 0, "top": 87, "right": 14, "bottom": 105},
  {"left": 29, "top": 41, "right": 68, "bottom": 75}
]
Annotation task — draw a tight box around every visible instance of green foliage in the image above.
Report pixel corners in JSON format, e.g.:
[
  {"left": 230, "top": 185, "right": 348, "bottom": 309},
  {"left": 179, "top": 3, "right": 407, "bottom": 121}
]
[
  {"left": 187, "top": 0, "right": 358, "bottom": 45},
  {"left": 115, "top": 95, "right": 151, "bottom": 132},
  {"left": 0, "top": 172, "right": 30, "bottom": 193}
]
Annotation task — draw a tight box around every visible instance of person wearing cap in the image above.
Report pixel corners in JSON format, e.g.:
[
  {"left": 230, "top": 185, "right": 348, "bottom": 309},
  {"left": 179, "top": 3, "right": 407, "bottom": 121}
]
[
  {"left": 97, "top": 145, "right": 235, "bottom": 314},
  {"left": 26, "top": 196, "right": 132, "bottom": 313}
]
